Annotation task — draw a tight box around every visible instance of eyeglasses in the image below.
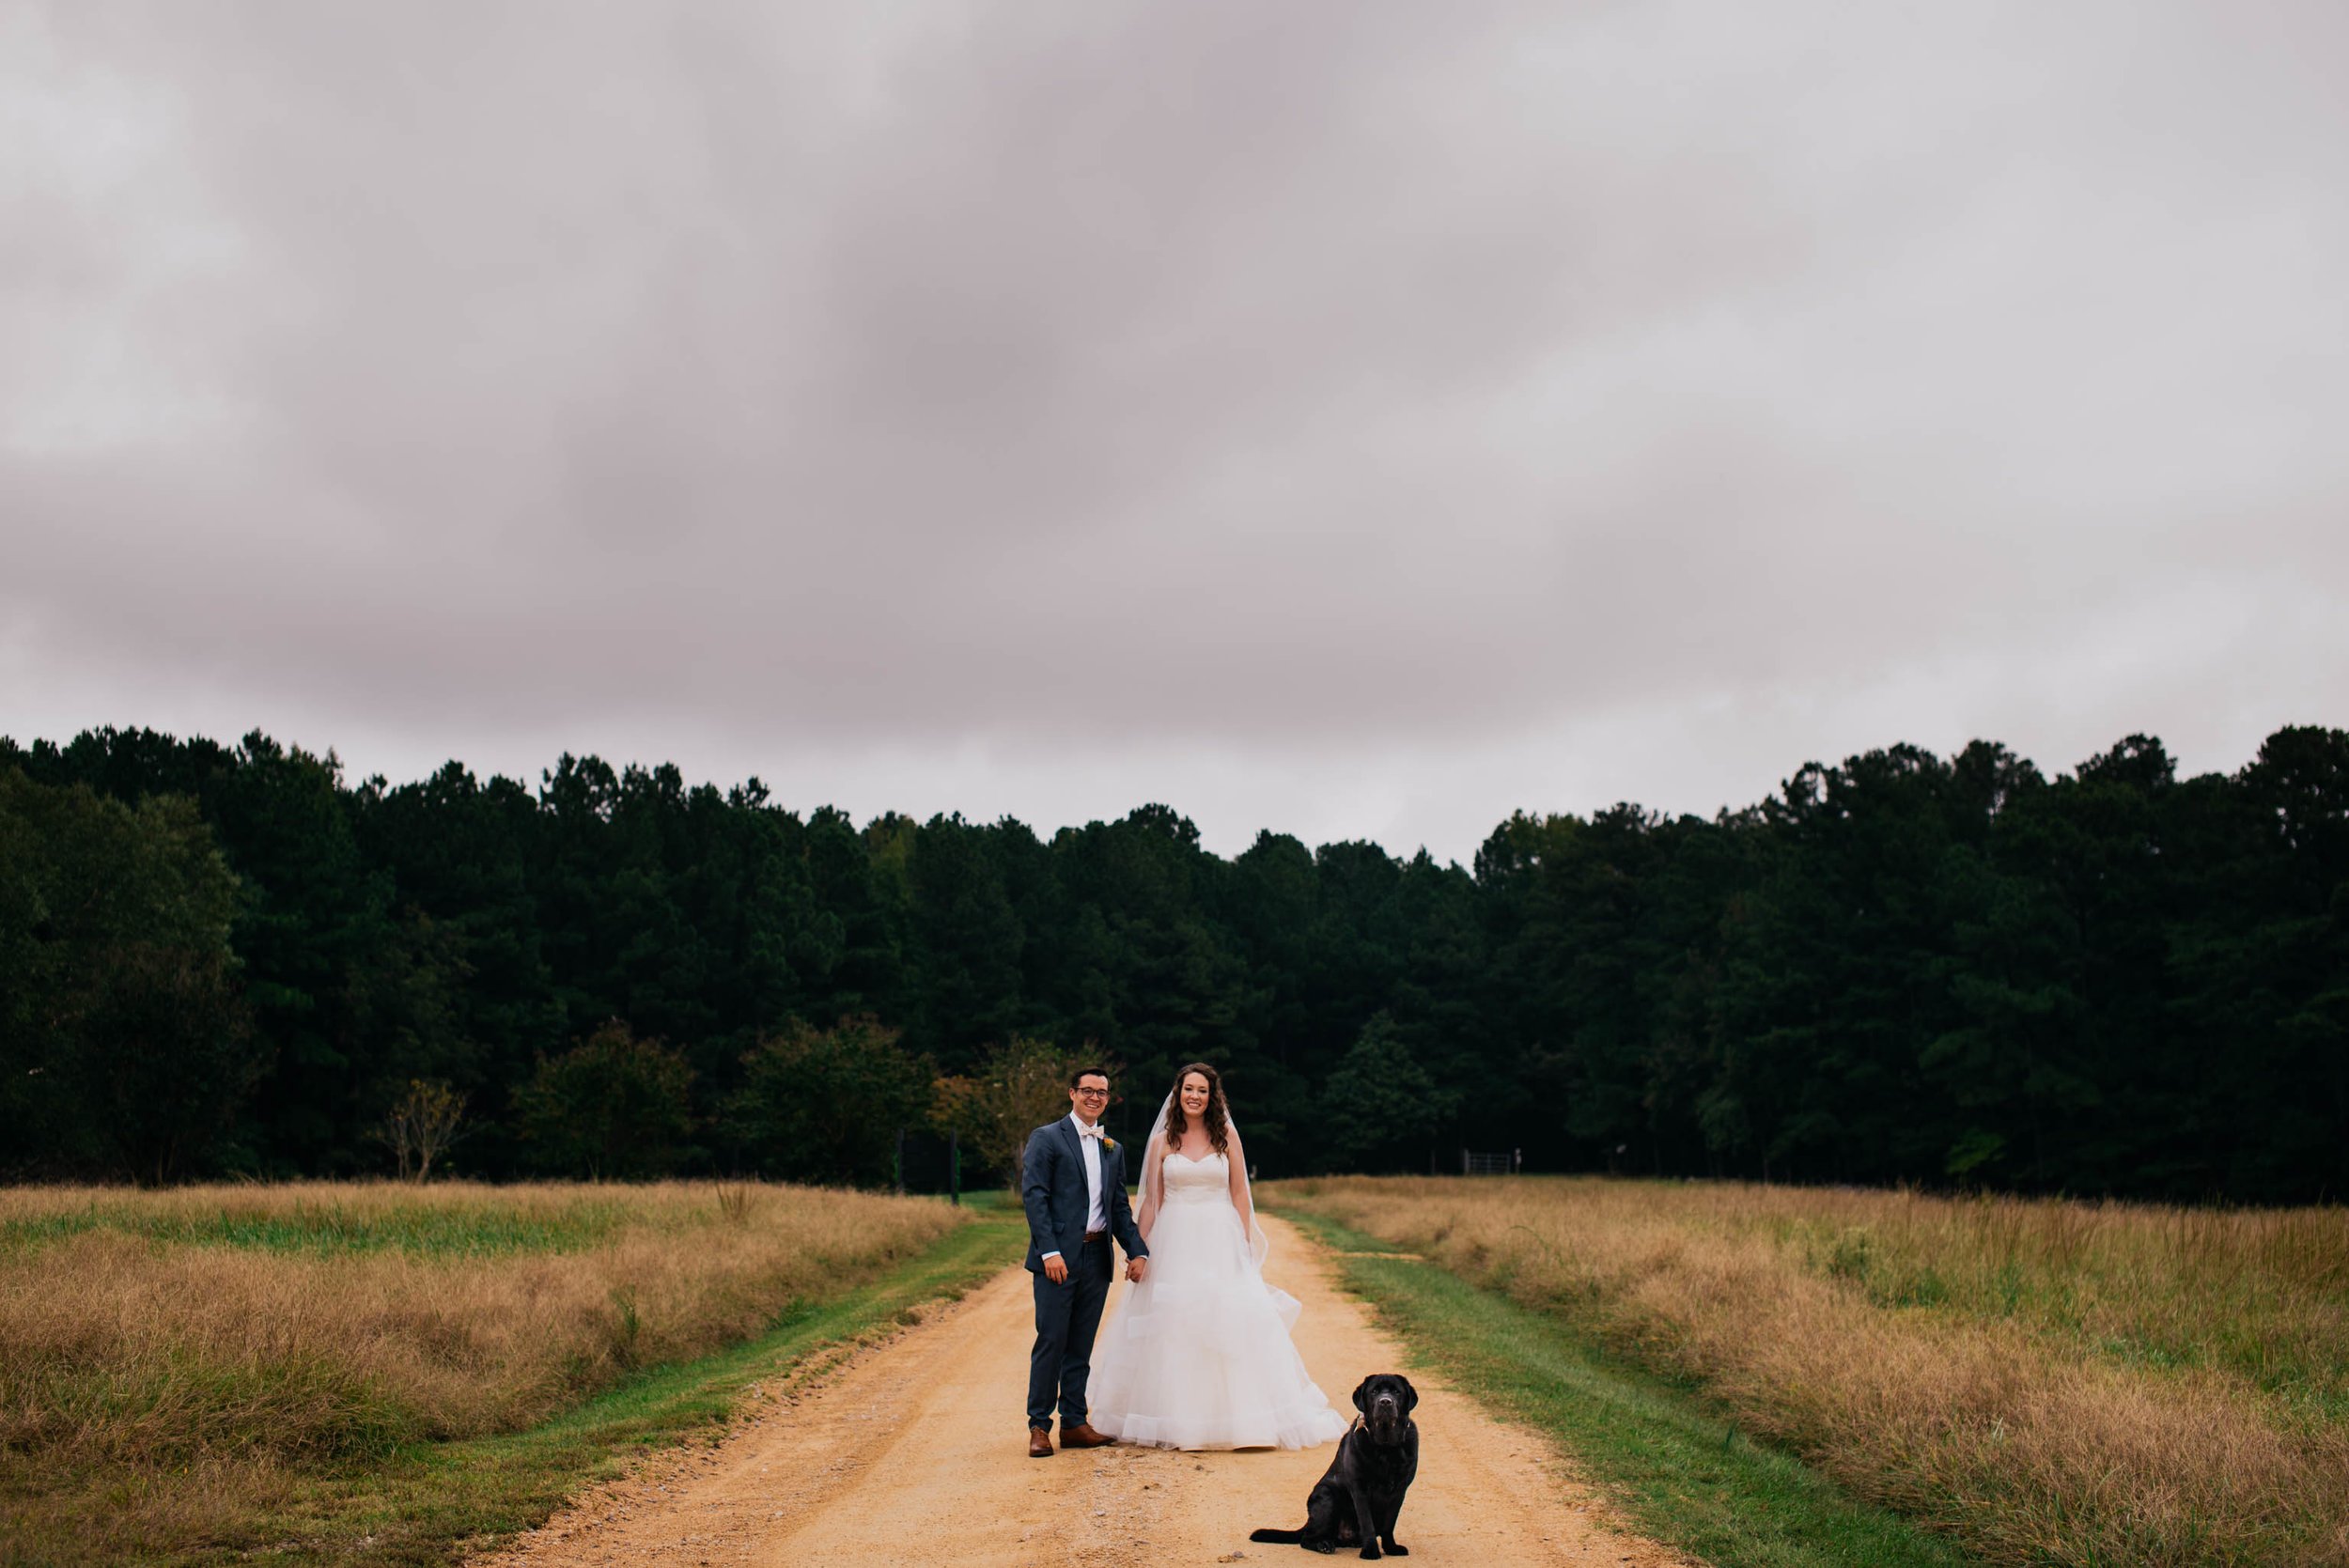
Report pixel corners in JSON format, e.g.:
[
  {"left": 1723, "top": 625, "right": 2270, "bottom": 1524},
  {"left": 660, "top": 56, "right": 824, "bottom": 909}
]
[{"left": 1072, "top": 1087, "right": 1110, "bottom": 1099}]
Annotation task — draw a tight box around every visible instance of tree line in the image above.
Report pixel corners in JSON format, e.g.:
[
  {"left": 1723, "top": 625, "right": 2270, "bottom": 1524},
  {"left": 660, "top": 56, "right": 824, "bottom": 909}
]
[{"left": 2, "top": 724, "right": 2341, "bottom": 1201}]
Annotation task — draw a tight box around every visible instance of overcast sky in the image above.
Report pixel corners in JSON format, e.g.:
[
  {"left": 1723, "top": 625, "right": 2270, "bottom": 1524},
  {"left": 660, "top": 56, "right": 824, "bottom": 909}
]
[{"left": 5, "top": 2, "right": 2344, "bottom": 863}]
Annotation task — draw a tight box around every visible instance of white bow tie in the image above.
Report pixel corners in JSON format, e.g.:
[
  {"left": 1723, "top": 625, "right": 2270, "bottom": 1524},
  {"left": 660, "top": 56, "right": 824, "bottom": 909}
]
[{"left": 1077, "top": 1124, "right": 1103, "bottom": 1140}]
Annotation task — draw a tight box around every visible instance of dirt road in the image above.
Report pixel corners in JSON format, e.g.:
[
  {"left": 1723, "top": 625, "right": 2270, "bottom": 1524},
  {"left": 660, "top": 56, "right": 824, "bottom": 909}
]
[{"left": 474, "top": 1214, "right": 1690, "bottom": 1568}]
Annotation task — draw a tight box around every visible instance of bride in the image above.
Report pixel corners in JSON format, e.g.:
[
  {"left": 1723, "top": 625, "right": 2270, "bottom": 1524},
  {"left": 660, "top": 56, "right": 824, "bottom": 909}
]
[{"left": 1088, "top": 1062, "right": 1348, "bottom": 1451}]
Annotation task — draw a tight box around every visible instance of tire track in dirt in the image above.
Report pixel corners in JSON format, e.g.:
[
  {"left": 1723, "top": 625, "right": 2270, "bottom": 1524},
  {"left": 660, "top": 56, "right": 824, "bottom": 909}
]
[{"left": 472, "top": 1214, "right": 1694, "bottom": 1567}]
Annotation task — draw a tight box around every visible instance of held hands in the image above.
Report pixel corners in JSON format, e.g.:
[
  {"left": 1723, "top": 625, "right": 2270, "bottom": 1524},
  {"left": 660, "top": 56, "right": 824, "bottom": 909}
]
[{"left": 1041, "top": 1254, "right": 1141, "bottom": 1282}]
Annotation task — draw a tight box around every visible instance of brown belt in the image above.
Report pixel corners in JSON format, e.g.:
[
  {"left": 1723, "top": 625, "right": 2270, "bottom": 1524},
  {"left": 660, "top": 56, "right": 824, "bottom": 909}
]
[{"left": 1082, "top": 1229, "right": 1106, "bottom": 1244}]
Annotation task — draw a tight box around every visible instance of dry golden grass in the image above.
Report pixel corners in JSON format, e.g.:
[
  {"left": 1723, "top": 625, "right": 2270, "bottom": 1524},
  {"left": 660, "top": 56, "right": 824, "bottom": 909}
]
[
  {"left": 0, "top": 1181, "right": 959, "bottom": 1557},
  {"left": 1274, "top": 1176, "right": 2349, "bottom": 1568}
]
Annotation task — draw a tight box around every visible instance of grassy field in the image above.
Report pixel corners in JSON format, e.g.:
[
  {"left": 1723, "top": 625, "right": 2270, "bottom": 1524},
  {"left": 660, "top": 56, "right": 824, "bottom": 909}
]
[
  {"left": 1279, "top": 1205, "right": 1971, "bottom": 1568},
  {"left": 0, "top": 1181, "right": 987, "bottom": 1566},
  {"left": 1269, "top": 1177, "right": 2349, "bottom": 1568}
]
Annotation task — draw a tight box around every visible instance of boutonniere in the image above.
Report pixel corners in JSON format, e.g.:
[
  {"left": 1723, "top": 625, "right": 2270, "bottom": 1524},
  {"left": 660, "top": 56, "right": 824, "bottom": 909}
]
[{"left": 1101, "top": 1135, "right": 1117, "bottom": 1153}]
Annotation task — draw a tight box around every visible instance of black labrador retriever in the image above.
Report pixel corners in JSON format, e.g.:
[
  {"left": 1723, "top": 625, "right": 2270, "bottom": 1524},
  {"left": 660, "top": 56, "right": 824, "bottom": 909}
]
[{"left": 1250, "top": 1374, "right": 1419, "bottom": 1559}]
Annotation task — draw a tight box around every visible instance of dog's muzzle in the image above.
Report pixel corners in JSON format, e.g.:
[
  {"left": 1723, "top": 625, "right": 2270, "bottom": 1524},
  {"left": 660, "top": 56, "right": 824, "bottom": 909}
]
[{"left": 1363, "top": 1393, "right": 1406, "bottom": 1443}]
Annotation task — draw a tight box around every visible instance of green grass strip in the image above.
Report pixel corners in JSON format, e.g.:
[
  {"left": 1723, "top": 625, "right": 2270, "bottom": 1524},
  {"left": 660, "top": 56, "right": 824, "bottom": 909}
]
[
  {"left": 217, "top": 1201, "right": 1024, "bottom": 1568},
  {"left": 0, "top": 1207, "right": 620, "bottom": 1259},
  {"left": 1276, "top": 1207, "right": 1977, "bottom": 1568}
]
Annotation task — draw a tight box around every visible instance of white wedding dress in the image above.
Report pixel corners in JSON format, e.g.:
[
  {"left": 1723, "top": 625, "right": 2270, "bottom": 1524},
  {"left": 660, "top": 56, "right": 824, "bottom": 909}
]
[{"left": 1088, "top": 1149, "right": 1349, "bottom": 1451}]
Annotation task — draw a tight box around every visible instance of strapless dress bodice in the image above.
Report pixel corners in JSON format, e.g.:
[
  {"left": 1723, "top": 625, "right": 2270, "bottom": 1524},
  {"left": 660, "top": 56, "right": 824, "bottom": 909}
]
[{"left": 1162, "top": 1150, "right": 1229, "bottom": 1203}]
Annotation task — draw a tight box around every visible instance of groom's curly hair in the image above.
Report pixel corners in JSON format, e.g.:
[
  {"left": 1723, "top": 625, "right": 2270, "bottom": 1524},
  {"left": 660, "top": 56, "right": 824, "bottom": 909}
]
[{"left": 1164, "top": 1062, "right": 1232, "bottom": 1156}]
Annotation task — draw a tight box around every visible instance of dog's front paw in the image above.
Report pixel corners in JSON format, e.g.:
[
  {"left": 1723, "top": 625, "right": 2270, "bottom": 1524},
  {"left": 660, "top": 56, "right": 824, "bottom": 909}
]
[
  {"left": 1385, "top": 1545, "right": 1408, "bottom": 1556},
  {"left": 1358, "top": 1548, "right": 1382, "bottom": 1561}
]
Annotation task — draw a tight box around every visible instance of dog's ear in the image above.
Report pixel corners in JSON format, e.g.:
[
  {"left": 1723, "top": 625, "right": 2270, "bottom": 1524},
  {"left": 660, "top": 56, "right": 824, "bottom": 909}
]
[
  {"left": 1397, "top": 1376, "right": 1419, "bottom": 1413},
  {"left": 1352, "top": 1377, "right": 1373, "bottom": 1413}
]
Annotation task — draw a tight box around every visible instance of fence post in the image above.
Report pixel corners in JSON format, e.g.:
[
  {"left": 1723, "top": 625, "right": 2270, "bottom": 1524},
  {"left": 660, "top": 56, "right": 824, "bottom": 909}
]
[
  {"left": 894, "top": 1126, "right": 905, "bottom": 1195},
  {"left": 1460, "top": 1147, "right": 1470, "bottom": 1175},
  {"left": 949, "top": 1130, "right": 960, "bottom": 1206}
]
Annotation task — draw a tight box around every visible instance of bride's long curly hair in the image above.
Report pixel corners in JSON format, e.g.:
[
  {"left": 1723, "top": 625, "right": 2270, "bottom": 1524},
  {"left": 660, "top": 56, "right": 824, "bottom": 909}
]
[{"left": 1163, "top": 1062, "right": 1232, "bottom": 1156}]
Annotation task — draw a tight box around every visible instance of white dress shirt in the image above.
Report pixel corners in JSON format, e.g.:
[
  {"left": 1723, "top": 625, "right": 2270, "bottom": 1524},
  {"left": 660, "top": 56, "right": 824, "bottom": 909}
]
[{"left": 1041, "top": 1111, "right": 1108, "bottom": 1264}]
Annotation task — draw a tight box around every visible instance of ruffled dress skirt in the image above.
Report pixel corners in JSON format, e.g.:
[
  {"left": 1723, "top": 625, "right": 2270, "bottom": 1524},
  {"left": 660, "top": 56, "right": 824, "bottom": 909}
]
[{"left": 1088, "top": 1162, "right": 1348, "bottom": 1451}]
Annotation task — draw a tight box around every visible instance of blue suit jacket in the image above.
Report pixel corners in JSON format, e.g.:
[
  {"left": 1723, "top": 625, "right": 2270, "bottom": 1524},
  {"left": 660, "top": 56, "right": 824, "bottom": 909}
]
[{"left": 1021, "top": 1117, "right": 1147, "bottom": 1273}]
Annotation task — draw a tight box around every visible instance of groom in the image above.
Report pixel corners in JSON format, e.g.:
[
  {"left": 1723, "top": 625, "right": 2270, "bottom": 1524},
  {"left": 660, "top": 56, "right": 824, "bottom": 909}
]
[{"left": 1020, "top": 1065, "right": 1147, "bottom": 1458}]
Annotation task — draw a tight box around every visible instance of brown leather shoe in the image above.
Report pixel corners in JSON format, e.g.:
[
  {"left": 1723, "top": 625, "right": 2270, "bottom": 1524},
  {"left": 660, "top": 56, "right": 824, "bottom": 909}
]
[
  {"left": 1028, "top": 1425, "right": 1053, "bottom": 1458},
  {"left": 1060, "top": 1421, "right": 1114, "bottom": 1449}
]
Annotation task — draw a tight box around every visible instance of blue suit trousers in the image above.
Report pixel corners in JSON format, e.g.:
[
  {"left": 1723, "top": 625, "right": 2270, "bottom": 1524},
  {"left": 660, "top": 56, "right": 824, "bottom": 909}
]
[{"left": 1027, "top": 1234, "right": 1112, "bottom": 1428}]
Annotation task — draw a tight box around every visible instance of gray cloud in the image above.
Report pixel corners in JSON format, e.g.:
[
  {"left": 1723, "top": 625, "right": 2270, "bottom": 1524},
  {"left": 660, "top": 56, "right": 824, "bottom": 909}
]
[{"left": 5, "top": 0, "right": 2345, "bottom": 861}]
